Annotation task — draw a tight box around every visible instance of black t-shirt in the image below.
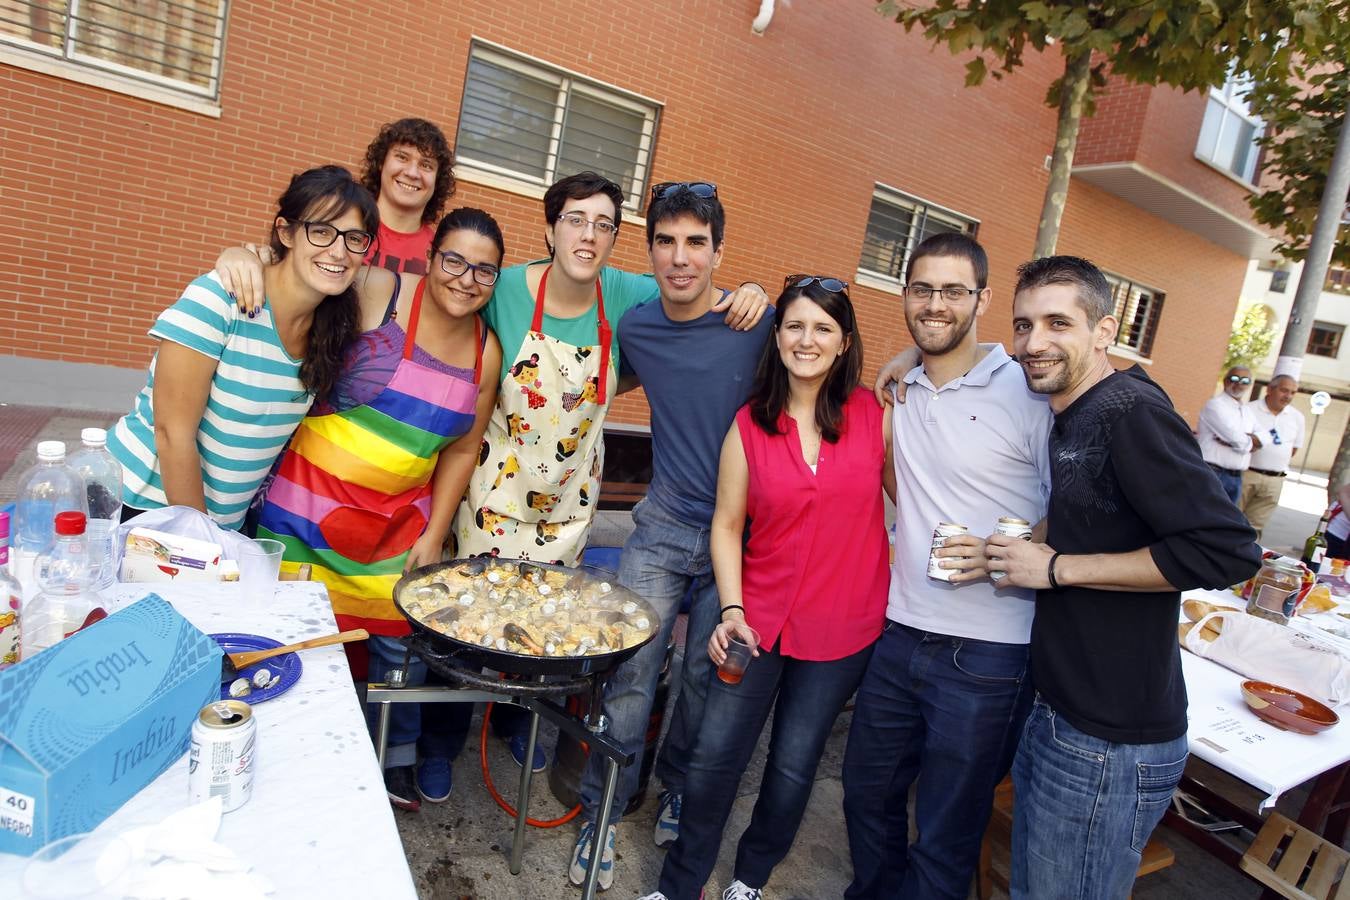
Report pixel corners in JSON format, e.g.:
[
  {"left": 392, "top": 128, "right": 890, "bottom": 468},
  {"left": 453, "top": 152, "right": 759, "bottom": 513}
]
[{"left": 1034, "top": 367, "right": 1261, "bottom": 744}]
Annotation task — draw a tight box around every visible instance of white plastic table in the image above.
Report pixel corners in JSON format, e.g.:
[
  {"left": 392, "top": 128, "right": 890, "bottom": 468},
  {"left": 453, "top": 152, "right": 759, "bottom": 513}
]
[{"left": 0, "top": 581, "right": 417, "bottom": 898}]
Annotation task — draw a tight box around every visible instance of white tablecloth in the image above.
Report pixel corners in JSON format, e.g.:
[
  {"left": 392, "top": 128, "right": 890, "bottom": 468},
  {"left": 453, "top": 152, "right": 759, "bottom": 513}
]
[
  {"left": 1182, "top": 588, "right": 1350, "bottom": 810},
  {"left": 0, "top": 582, "right": 417, "bottom": 898}
]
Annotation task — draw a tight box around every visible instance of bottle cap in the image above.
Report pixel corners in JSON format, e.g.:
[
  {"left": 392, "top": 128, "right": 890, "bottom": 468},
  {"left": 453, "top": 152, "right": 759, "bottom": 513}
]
[
  {"left": 36, "top": 440, "right": 66, "bottom": 461},
  {"left": 54, "top": 511, "right": 87, "bottom": 535},
  {"left": 81, "top": 428, "right": 108, "bottom": 446}
]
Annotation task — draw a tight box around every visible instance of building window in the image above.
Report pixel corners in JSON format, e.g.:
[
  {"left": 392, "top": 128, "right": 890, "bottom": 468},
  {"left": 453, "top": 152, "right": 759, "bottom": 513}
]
[
  {"left": 1196, "top": 74, "right": 1263, "bottom": 184},
  {"left": 1269, "top": 269, "right": 1290, "bottom": 293},
  {"left": 1104, "top": 273, "right": 1165, "bottom": 358},
  {"left": 1328, "top": 268, "right": 1350, "bottom": 294},
  {"left": 456, "top": 43, "right": 660, "bottom": 210},
  {"left": 1308, "top": 322, "right": 1344, "bottom": 358},
  {"left": 856, "top": 187, "right": 979, "bottom": 286},
  {"left": 0, "top": 1, "right": 228, "bottom": 99}
]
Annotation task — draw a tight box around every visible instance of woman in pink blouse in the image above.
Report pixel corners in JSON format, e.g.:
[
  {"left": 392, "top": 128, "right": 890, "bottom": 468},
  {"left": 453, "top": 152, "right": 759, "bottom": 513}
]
[{"left": 643, "top": 276, "right": 894, "bottom": 900}]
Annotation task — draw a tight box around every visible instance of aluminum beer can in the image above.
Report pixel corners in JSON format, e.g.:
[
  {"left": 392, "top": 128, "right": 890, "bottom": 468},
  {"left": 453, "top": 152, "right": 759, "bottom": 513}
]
[
  {"left": 991, "top": 517, "right": 1034, "bottom": 582},
  {"left": 189, "top": 699, "right": 256, "bottom": 812},
  {"left": 927, "top": 523, "right": 968, "bottom": 582}
]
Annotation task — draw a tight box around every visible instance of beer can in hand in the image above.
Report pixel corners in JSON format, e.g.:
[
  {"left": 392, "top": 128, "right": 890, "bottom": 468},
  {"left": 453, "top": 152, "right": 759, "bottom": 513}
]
[
  {"left": 927, "top": 523, "right": 968, "bottom": 582},
  {"left": 189, "top": 699, "right": 256, "bottom": 812}
]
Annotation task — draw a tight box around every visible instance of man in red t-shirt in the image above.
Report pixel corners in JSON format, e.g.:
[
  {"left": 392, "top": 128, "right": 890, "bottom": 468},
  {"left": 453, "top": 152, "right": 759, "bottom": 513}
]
[{"left": 359, "top": 118, "right": 455, "bottom": 275}]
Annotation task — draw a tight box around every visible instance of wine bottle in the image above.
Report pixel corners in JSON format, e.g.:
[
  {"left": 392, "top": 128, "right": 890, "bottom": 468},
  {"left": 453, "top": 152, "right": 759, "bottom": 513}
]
[{"left": 1303, "top": 508, "right": 1333, "bottom": 571}]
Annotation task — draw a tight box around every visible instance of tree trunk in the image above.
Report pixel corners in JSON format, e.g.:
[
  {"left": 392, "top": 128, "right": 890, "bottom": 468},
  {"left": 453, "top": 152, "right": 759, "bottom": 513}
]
[{"left": 1034, "top": 48, "right": 1092, "bottom": 259}]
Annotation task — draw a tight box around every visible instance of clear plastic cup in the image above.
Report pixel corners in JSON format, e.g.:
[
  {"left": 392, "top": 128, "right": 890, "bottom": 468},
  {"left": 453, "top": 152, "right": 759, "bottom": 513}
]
[
  {"left": 23, "top": 832, "right": 132, "bottom": 898},
  {"left": 717, "top": 626, "right": 760, "bottom": 685},
  {"left": 236, "top": 538, "right": 284, "bottom": 586}
]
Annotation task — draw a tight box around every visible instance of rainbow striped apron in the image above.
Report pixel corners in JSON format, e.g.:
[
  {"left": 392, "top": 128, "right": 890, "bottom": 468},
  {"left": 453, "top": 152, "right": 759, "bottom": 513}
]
[{"left": 257, "top": 279, "right": 482, "bottom": 635}]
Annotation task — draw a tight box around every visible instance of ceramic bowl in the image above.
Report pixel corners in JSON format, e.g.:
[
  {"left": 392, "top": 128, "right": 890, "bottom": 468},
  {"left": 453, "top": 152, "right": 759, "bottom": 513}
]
[{"left": 1241, "top": 680, "right": 1340, "bottom": 735}]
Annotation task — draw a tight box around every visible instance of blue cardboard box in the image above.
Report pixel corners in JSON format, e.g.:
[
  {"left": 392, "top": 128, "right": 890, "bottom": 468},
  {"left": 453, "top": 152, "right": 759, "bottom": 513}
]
[{"left": 0, "top": 594, "right": 222, "bottom": 855}]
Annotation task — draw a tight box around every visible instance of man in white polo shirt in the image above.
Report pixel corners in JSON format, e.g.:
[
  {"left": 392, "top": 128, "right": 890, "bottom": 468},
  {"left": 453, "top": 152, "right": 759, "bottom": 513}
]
[
  {"left": 1242, "top": 374, "right": 1306, "bottom": 539},
  {"left": 842, "top": 233, "right": 1052, "bottom": 900},
  {"left": 1197, "top": 366, "right": 1259, "bottom": 504}
]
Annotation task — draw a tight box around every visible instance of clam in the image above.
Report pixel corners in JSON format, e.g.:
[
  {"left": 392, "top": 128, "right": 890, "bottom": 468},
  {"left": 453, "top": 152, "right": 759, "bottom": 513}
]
[{"left": 228, "top": 678, "right": 251, "bottom": 698}]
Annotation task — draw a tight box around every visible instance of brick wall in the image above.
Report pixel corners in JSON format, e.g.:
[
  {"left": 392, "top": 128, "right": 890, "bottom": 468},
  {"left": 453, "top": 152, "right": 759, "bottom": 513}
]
[{"left": 0, "top": 0, "right": 1249, "bottom": 425}]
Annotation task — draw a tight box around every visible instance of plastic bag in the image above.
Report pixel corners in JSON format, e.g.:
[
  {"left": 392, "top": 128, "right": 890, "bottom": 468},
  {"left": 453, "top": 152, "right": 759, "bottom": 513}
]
[
  {"left": 1184, "top": 610, "right": 1350, "bottom": 708},
  {"left": 113, "top": 506, "right": 259, "bottom": 578}
]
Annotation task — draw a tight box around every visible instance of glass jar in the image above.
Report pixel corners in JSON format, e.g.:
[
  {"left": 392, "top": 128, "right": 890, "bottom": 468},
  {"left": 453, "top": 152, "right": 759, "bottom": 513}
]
[{"left": 1246, "top": 558, "right": 1303, "bottom": 624}]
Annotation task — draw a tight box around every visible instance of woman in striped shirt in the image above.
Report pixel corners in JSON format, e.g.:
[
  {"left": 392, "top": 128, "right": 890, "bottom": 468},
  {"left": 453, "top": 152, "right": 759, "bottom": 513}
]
[{"left": 109, "top": 165, "right": 379, "bottom": 529}]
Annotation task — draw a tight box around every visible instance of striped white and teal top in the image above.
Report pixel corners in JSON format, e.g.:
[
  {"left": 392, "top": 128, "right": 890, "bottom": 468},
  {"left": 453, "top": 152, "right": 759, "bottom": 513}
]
[{"left": 109, "top": 272, "right": 315, "bottom": 530}]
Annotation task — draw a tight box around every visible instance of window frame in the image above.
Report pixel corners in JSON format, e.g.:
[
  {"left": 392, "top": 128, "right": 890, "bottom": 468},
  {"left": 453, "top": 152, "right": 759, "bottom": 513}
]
[
  {"left": 1195, "top": 73, "right": 1264, "bottom": 186},
  {"left": 854, "top": 185, "right": 980, "bottom": 293},
  {"left": 1308, "top": 321, "right": 1344, "bottom": 359},
  {"left": 1103, "top": 271, "right": 1166, "bottom": 359},
  {"left": 454, "top": 40, "right": 662, "bottom": 212},
  {"left": 0, "top": 0, "right": 229, "bottom": 112}
]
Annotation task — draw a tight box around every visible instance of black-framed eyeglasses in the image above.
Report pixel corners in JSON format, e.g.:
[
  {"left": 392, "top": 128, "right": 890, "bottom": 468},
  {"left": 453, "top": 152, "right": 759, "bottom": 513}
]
[
  {"left": 651, "top": 181, "right": 718, "bottom": 200},
  {"left": 557, "top": 212, "right": 618, "bottom": 238},
  {"left": 1270, "top": 427, "right": 1283, "bottom": 445},
  {"left": 903, "top": 284, "right": 982, "bottom": 302},
  {"left": 1227, "top": 374, "right": 1253, "bottom": 385},
  {"left": 785, "top": 274, "right": 849, "bottom": 294},
  {"left": 291, "top": 219, "right": 373, "bottom": 254},
  {"left": 437, "top": 250, "right": 500, "bottom": 286}
]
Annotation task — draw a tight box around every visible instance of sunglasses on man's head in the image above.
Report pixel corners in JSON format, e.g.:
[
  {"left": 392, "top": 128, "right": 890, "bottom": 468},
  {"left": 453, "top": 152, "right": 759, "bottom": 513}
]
[
  {"left": 784, "top": 274, "right": 849, "bottom": 294},
  {"left": 651, "top": 181, "right": 718, "bottom": 201},
  {"left": 1228, "top": 375, "right": 1253, "bottom": 385}
]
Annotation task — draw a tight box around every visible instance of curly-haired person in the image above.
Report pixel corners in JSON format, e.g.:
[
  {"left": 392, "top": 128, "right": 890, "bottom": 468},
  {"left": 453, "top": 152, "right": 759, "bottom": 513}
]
[{"left": 360, "top": 117, "right": 456, "bottom": 275}]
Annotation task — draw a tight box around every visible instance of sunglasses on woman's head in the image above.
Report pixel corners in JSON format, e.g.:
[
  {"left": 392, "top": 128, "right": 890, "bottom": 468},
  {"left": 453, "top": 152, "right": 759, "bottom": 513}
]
[{"left": 784, "top": 274, "right": 849, "bottom": 294}]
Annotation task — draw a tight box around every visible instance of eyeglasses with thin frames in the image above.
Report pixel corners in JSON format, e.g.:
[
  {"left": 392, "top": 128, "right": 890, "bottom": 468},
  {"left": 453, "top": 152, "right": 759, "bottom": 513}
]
[
  {"left": 557, "top": 212, "right": 618, "bottom": 238},
  {"left": 291, "top": 219, "right": 373, "bottom": 254},
  {"left": 437, "top": 250, "right": 500, "bottom": 286},
  {"left": 903, "top": 284, "right": 982, "bottom": 302},
  {"left": 651, "top": 181, "right": 718, "bottom": 201},
  {"left": 784, "top": 274, "right": 849, "bottom": 294}
]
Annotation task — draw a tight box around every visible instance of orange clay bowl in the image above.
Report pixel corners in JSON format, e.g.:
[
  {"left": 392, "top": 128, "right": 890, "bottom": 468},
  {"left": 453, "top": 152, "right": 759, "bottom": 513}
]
[{"left": 1241, "top": 680, "right": 1340, "bottom": 735}]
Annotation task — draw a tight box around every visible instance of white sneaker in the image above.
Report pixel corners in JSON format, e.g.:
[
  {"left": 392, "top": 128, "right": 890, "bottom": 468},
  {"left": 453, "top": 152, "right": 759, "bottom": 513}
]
[
  {"left": 636, "top": 894, "right": 670, "bottom": 900},
  {"left": 653, "top": 790, "right": 681, "bottom": 848},
  {"left": 569, "top": 820, "right": 617, "bottom": 891},
  {"left": 723, "top": 881, "right": 763, "bottom": 900}
]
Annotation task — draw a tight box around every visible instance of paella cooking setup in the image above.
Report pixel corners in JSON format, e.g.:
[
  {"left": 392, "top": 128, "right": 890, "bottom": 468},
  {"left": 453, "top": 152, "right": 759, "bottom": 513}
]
[{"left": 370, "top": 556, "right": 662, "bottom": 898}]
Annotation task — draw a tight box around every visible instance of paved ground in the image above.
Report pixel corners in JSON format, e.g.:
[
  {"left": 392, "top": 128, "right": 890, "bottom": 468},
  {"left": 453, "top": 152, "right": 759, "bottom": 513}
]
[{"left": 0, "top": 398, "right": 1339, "bottom": 899}]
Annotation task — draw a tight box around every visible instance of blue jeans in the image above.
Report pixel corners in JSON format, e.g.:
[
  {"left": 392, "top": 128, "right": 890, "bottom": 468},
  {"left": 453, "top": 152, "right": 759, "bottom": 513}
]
[
  {"left": 366, "top": 634, "right": 473, "bottom": 768},
  {"left": 659, "top": 641, "right": 874, "bottom": 900},
  {"left": 842, "top": 621, "right": 1032, "bottom": 900},
  {"left": 580, "top": 497, "right": 722, "bottom": 824},
  {"left": 1209, "top": 464, "right": 1242, "bottom": 504},
  {"left": 1011, "top": 699, "right": 1188, "bottom": 900}
]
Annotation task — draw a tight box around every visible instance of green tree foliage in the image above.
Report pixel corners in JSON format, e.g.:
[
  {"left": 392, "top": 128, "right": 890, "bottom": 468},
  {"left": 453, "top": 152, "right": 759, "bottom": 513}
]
[
  {"left": 1225, "top": 304, "right": 1277, "bottom": 371},
  {"left": 883, "top": 0, "right": 1343, "bottom": 258},
  {"left": 1247, "top": 62, "right": 1349, "bottom": 268}
]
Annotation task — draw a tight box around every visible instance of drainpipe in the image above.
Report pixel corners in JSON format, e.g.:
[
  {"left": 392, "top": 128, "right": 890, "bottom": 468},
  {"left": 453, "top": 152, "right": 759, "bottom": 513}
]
[{"left": 751, "top": 0, "right": 775, "bottom": 34}]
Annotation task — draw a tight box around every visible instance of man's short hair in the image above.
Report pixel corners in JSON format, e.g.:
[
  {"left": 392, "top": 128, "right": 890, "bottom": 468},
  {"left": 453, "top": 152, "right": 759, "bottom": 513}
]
[
  {"left": 646, "top": 187, "right": 725, "bottom": 247},
  {"left": 906, "top": 232, "right": 988, "bottom": 289},
  {"left": 1014, "top": 255, "right": 1113, "bottom": 324},
  {"left": 360, "top": 118, "right": 455, "bottom": 226},
  {"left": 1270, "top": 374, "right": 1298, "bottom": 389}
]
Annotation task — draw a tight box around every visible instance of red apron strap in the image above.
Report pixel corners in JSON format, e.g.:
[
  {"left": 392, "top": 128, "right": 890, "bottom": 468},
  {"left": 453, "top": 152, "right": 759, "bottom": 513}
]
[
  {"left": 594, "top": 277, "right": 610, "bottom": 406},
  {"left": 530, "top": 265, "right": 550, "bottom": 333},
  {"left": 472, "top": 316, "right": 484, "bottom": 384},
  {"left": 402, "top": 278, "right": 428, "bottom": 361}
]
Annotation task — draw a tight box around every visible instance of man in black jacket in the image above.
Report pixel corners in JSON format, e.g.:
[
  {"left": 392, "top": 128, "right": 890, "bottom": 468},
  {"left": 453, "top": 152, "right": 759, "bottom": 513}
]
[{"left": 986, "top": 256, "right": 1261, "bottom": 900}]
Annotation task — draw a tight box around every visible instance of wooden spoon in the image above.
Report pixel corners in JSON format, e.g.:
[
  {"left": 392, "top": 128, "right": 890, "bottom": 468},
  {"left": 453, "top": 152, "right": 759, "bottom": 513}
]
[{"left": 220, "top": 629, "right": 368, "bottom": 682}]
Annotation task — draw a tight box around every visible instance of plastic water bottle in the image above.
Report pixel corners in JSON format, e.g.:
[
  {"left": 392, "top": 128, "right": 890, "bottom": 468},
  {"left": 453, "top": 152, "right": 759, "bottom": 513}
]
[
  {"left": 14, "top": 440, "right": 88, "bottom": 557},
  {"left": 68, "top": 428, "right": 122, "bottom": 589},
  {"left": 22, "top": 511, "right": 103, "bottom": 657},
  {"left": 0, "top": 513, "right": 22, "bottom": 669}
]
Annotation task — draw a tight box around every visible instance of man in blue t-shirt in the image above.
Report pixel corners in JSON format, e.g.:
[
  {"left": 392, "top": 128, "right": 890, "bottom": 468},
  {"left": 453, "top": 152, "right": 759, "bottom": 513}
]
[{"left": 569, "top": 182, "right": 774, "bottom": 891}]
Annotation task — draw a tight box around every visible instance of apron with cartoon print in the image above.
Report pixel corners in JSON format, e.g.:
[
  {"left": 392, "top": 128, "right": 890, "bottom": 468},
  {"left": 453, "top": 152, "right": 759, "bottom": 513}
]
[
  {"left": 258, "top": 279, "right": 483, "bottom": 636},
  {"left": 453, "top": 264, "right": 613, "bottom": 566}
]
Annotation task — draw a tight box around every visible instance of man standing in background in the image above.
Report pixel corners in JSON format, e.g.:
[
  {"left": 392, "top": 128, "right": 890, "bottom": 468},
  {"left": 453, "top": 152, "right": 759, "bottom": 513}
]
[
  {"left": 1241, "top": 374, "right": 1305, "bottom": 540},
  {"left": 1197, "top": 366, "right": 1258, "bottom": 504}
]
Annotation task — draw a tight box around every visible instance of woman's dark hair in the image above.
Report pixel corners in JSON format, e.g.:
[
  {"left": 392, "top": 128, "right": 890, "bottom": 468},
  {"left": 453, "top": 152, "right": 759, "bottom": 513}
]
[
  {"left": 431, "top": 206, "right": 506, "bottom": 265},
  {"left": 542, "top": 171, "right": 624, "bottom": 255},
  {"left": 749, "top": 282, "right": 863, "bottom": 443},
  {"left": 267, "top": 165, "right": 380, "bottom": 402},
  {"left": 360, "top": 118, "right": 455, "bottom": 226}
]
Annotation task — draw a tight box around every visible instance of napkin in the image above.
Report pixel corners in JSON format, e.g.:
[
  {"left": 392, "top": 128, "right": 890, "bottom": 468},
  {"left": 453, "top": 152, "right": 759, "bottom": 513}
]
[
  {"left": 106, "top": 797, "right": 275, "bottom": 899},
  {"left": 1184, "top": 610, "right": 1350, "bottom": 708}
]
